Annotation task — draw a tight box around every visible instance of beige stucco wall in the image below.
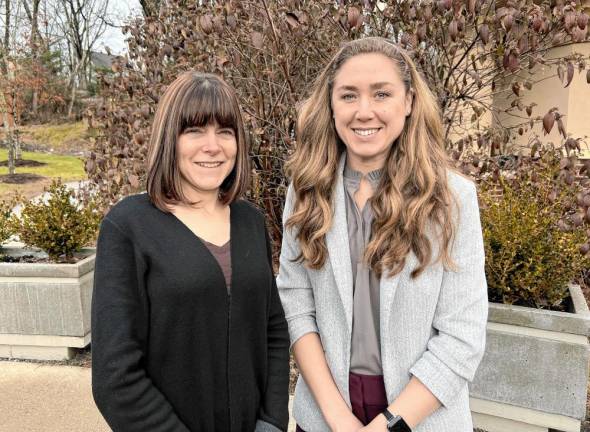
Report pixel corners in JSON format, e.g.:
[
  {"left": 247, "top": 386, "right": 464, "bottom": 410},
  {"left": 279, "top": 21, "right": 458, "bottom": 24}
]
[{"left": 492, "top": 42, "right": 590, "bottom": 154}]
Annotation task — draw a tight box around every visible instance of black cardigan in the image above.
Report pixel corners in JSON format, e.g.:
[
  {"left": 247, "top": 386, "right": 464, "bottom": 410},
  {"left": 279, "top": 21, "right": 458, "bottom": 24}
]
[{"left": 91, "top": 194, "right": 290, "bottom": 432}]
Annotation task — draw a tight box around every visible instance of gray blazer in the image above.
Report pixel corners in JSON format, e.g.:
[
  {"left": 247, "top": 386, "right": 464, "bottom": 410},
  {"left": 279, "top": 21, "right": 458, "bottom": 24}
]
[{"left": 277, "top": 156, "right": 488, "bottom": 432}]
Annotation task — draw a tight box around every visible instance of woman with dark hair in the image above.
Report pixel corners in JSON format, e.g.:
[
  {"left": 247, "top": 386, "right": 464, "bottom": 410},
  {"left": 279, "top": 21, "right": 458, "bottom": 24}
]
[
  {"left": 278, "top": 37, "right": 488, "bottom": 432},
  {"left": 91, "top": 71, "right": 290, "bottom": 432}
]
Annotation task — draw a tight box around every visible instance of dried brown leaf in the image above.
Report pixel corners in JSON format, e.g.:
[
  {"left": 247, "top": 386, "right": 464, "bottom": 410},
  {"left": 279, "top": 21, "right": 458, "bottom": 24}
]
[
  {"left": 542, "top": 111, "right": 555, "bottom": 135},
  {"left": 200, "top": 14, "right": 214, "bottom": 35},
  {"left": 286, "top": 12, "right": 300, "bottom": 29},
  {"left": 478, "top": 24, "right": 489, "bottom": 45},
  {"left": 448, "top": 20, "right": 458, "bottom": 42},
  {"left": 565, "top": 62, "right": 574, "bottom": 88},
  {"left": 578, "top": 13, "right": 589, "bottom": 30},
  {"left": 557, "top": 117, "right": 566, "bottom": 138},
  {"left": 348, "top": 6, "right": 361, "bottom": 29}
]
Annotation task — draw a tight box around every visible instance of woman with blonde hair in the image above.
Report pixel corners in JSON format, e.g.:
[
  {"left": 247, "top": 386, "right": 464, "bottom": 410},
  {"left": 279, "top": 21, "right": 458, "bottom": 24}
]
[
  {"left": 91, "top": 71, "right": 290, "bottom": 432},
  {"left": 278, "top": 37, "right": 488, "bottom": 431}
]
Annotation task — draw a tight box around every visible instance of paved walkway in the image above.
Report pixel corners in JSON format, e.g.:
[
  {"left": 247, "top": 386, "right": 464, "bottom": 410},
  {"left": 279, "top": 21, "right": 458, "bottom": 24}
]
[
  {"left": 0, "top": 361, "right": 109, "bottom": 432},
  {"left": 0, "top": 360, "right": 296, "bottom": 432}
]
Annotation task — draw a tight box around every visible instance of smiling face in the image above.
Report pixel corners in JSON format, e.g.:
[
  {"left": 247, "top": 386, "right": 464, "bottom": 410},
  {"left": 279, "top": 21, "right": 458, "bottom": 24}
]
[
  {"left": 176, "top": 123, "right": 237, "bottom": 200},
  {"left": 331, "top": 52, "right": 413, "bottom": 172}
]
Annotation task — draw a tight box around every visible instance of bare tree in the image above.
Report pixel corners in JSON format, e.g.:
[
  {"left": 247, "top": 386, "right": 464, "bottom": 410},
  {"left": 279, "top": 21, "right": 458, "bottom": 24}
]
[
  {"left": 1, "top": 0, "right": 10, "bottom": 72},
  {"left": 21, "top": 0, "right": 42, "bottom": 114},
  {"left": 52, "top": 0, "right": 110, "bottom": 117},
  {"left": 0, "top": 0, "right": 16, "bottom": 175}
]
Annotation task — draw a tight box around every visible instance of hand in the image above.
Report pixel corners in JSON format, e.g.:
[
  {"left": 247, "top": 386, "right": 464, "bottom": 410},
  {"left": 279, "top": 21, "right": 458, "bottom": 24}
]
[
  {"left": 328, "top": 411, "right": 364, "bottom": 432},
  {"left": 359, "top": 413, "right": 388, "bottom": 432}
]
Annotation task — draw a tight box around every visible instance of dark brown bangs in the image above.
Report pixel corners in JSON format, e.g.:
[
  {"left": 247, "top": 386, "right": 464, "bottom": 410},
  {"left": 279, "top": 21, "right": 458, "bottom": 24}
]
[
  {"left": 178, "top": 79, "right": 239, "bottom": 134},
  {"left": 147, "top": 71, "right": 249, "bottom": 212}
]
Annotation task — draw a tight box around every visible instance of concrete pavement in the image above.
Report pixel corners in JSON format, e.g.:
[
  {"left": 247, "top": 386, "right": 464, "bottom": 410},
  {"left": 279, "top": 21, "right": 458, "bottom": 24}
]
[
  {"left": 0, "top": 360, "right": 297, "bottom": 432},
  {"left": 0, "top": 361, "right": 109, "bottom": 432}
]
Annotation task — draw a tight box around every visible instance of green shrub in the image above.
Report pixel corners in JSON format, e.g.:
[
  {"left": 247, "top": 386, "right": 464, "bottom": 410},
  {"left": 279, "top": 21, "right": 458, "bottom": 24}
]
[
  {"left": 0, "top": 199, "right": 14, "bottom": 246},
  {"left": 479, "top": 152, "right": 589, "bottom": 309},
  {"left": 13, "top": 180, "right": 101, "bottom": 262}
]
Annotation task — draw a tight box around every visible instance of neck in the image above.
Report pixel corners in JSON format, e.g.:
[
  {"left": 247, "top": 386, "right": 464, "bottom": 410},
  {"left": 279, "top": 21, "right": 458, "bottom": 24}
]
[
  {"left": 345, "top": 152, "right": 386, "bottom": 175},
  {"left": 181, "top": 187, "right": 223, "bottom": 213}
]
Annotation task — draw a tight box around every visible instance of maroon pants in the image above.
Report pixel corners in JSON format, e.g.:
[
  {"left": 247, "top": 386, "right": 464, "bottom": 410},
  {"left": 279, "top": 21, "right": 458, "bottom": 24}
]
[{"left": 295, "top": 372, "right": 388, "bottom": 431}]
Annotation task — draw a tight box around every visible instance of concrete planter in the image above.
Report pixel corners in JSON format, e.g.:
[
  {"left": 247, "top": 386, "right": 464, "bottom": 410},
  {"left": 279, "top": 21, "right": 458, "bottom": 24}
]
[
  {"left": 470, "top": 284, "right": 590, "bottom": 432},
  {"left": 0, "top": 246, "right": 95, "bottom": 361}
]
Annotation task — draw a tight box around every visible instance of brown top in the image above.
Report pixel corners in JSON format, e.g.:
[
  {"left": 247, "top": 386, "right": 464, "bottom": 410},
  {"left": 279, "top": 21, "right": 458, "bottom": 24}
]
[
  {"left": 343, "top": 163, "right": 384, "bottom": 376},
  {"left": 201, "top": 239, "right": 232, "bottom": 294}
]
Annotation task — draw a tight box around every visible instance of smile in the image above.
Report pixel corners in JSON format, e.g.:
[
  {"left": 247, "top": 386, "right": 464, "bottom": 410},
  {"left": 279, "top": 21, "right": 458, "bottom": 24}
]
[
  {"left": 194, "top": 162, "right": 224, "bottom": 168},
  {"left": 353, "top": 128, "right": 380, "bottom": 137}
]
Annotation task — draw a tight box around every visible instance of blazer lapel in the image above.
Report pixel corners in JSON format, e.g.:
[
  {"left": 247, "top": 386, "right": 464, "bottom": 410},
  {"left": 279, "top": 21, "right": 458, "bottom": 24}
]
[
  {"left": 380, "top": 251, "right": 418, "bottom": 338},
  {"left": 326, "top": 155, "right": 354, "bottom": 334}
]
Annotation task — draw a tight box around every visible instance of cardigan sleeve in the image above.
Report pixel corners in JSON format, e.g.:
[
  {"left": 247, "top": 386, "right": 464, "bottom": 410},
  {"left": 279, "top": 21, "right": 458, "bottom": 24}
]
[
  {"left": 91, "top": 217, "right": 190, "bottom": 432},
  {"left": 409, "top": 181, "right": 489, "bottom": 408},
  {"left": 256, "top": 227, "right": 291, "bottom": 432},
  {"left": 276, "top": 184, "right": 319, "bottom": 348}
]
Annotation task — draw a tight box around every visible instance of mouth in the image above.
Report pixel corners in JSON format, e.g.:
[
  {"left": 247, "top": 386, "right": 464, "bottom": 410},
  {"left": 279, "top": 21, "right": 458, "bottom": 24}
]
[
  {"left": 194, "top": 161, "right": 224, "bottom": 168},
  {"left": 353, "top": 128, "right": 381, "bottom": 137}
]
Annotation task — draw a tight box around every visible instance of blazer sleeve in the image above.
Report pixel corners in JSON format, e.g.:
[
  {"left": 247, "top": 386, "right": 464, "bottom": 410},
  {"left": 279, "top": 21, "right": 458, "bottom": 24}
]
[
  {"left": 256, "top": 227, "right": 291, "bottom": 432},
  {"left": 409, "top": 181, "right": 489, "bottom": 408},
  {"left": 276, "top": 184, "right": 319, "bottom": 347},
  {"left": 91, "top": 217, "right": 190, "bottom": 432}
]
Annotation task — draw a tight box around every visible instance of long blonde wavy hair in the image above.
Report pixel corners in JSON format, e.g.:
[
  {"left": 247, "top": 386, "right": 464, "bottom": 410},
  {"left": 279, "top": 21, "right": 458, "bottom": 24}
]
[{"left": 286, "top": 37, "right": 457, "bottom": 278}]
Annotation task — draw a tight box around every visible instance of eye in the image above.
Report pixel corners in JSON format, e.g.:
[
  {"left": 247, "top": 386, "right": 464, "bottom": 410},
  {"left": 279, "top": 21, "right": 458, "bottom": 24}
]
[
  {"left": 219, "top": 128, "right": 235, "bottom": 136},
  {"left": 341, "top": 93, "right": 356, "bottom": 101},
  {"left": 375, "top": 91, "right": 391, "bottom": 100},
  {"left": 183, "top": 127, "right": 203, "bottom": 134}
]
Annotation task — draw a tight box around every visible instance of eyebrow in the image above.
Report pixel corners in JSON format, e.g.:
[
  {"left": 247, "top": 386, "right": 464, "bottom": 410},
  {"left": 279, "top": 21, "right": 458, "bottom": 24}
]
[{"left": 334, "top": 82, "right": 394, "bottom": 92}]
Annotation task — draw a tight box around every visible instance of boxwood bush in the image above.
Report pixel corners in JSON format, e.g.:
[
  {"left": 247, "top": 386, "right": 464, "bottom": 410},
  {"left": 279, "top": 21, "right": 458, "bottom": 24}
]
[
  {"left": 479, "top": 151, "right": 589, "bottom": 309},
  {"left": 12, "top": 180, "right": 101, "bottom": 262}
]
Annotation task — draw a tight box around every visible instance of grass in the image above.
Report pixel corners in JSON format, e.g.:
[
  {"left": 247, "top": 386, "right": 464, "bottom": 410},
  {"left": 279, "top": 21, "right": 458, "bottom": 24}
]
[
  {"left": 23, "top": 122, "right": 90, "bottom": 150},
  {"left": 0, "top": 121, "right": 91, "bottom": 154},
  {"left": 0, "top": 149, "right": 86, "bottom": 200}
]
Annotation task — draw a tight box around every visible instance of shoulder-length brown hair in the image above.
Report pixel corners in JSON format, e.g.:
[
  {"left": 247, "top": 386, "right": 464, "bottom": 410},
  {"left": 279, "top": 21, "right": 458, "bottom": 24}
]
[
  {"left": 286, "top": 37, "right": 458, "bottom": 279},
  {"left": 146, "top": 71, "right": 249, "bottom": 211}
]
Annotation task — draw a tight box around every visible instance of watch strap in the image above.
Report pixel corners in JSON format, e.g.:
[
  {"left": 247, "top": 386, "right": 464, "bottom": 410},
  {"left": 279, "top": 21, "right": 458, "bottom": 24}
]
[{"left": 381, "top": 408, "right": 412, "bottom": 432}]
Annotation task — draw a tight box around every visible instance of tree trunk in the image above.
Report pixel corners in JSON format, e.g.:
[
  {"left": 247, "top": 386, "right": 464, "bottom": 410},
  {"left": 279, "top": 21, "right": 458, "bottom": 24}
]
[
  {"left": 3, "top": 0, "right": 10, "bottom": 64},
  {"left": 7, "top": 133, "right": 15, "bottom": 176},
  {"left": 67, "top": 59, "right": 82, "bottom": 118},
  {"left": 14, "top": 130, "right": 21, "bottom": 161},
  {"left": 31, "top": 0, "right": 41, "bottom": 115},
  {"left": 68, "top": 78, "right": 77, "bottom": 118},
  {"left": 1, "top": 105, "right": 15, "bottom": 176}
]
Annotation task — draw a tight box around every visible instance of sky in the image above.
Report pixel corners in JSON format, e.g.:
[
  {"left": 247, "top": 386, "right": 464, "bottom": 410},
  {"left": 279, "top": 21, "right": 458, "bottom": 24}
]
[{"left": 97, "top": 0, "right": 142, "bottom": 55}]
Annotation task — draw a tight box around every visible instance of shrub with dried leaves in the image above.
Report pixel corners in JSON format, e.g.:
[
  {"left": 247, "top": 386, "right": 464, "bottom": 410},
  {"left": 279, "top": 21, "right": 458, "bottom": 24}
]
[{"left": 87, "top": 0, "right": 590, "bottom": 253}]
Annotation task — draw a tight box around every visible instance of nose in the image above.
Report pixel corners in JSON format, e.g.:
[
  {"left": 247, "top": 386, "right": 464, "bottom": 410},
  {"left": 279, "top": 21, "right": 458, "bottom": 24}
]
[
  {"left": 201, "top": 129, "right": 222, "bottom": 155},
  {"left": 355, "top": 96, "right": 375, "bottom": 121}
]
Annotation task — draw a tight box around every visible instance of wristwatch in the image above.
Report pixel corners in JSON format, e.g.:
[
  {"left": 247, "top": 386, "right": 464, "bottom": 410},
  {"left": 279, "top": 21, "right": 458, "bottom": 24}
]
[{"left": 382, "top": 408, "right": 411, "bottom": 432}]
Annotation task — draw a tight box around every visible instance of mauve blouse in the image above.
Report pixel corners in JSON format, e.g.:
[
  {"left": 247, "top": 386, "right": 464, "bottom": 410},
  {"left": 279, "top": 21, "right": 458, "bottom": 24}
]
[{"left": 343, "top": 163, "right": 384, "bottom": 376}]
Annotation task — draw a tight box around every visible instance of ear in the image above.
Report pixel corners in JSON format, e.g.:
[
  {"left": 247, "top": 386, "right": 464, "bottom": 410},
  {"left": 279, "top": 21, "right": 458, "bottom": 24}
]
[{"left": 405, "top": 88, "right": 414, "bottom": 117}]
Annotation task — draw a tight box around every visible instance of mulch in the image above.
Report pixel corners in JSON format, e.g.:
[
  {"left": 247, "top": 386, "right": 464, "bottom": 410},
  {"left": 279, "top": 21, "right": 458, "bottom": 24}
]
[
  {"left": 0, "top": 159, "right": 46, "bottom": 168},
  {"left": 0, "top": 254, "right": 86, "bottom": 264},
  {"left": 0, "top": 173, "right": 45, "bottom": 184}
]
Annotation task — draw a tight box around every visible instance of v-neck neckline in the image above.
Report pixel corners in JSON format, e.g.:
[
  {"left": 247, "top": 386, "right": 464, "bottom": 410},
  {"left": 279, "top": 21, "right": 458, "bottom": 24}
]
[
  {"left": 168, "top": 203, "right": 233, "bottom": 247},
  {"left": 200, "top": 238, "right": 230, "bottom": 250},
  {"left": 166, "top": 201, "right": 236, "bottom": 294}
]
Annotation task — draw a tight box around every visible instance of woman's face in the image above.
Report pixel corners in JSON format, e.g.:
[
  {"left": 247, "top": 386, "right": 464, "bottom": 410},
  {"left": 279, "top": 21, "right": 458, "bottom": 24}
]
[
  {"left": 176, "top": 122, "right": 237, "bottom": 198},
  {"left": 331, "top": 52, "right": 413, "bottom": 171}
]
